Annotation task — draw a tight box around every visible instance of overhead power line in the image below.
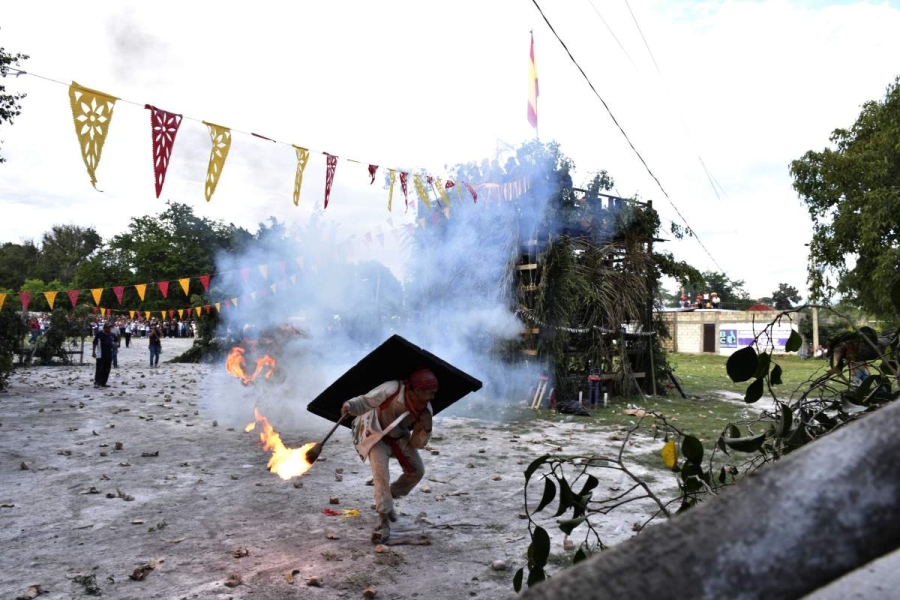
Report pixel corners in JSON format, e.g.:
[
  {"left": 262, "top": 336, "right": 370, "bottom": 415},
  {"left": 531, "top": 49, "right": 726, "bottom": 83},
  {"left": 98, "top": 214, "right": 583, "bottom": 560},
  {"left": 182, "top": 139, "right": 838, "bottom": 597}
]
[
  {"left": 621, "top": 0, "right": 729, "bottom": 203},
  {"left": 584, "top": 0, "right": 639, "bottom": 71},
  {"left": 529, "top": 0, "right": 724, "bottom": 272}
]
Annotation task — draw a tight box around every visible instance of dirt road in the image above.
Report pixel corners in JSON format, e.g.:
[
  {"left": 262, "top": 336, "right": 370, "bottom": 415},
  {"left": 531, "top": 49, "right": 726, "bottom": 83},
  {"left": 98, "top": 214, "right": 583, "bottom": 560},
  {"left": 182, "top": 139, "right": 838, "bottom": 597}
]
[{"left": 0, "top": 338, "right": 660, "bottom": 600}]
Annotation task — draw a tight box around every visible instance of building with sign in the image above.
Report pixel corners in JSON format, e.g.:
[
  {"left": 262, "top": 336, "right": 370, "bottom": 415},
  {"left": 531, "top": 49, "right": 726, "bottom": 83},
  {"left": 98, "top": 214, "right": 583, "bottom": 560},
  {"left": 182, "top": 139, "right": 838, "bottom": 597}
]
[{"left": 657, "top": 308, "right": 804, "bottom": 355}]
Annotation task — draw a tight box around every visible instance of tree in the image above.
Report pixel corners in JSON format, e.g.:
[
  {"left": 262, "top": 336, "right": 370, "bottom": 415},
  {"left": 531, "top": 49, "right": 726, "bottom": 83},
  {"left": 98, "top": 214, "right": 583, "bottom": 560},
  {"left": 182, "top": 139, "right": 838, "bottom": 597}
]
[
  {"left": 771, "top": 283, "right": 801, "bottom": 310},
  {"left": 791, "top": 77, "right": 900, "bottom": 318},
  {"left": 0, "top": 240, "right": 39, "bottom": 291},
  {"left": 36, "top": 225, "right": 102, "bottom": 284},
  {"left": 0, "top": 34, "right": 28, "bottom": 163}
]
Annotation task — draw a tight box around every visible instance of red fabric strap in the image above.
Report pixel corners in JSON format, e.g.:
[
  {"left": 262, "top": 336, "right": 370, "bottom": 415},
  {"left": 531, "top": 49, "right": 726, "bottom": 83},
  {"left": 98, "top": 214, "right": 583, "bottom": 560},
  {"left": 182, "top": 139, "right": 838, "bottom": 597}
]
[{"left": 384, "top": 436, "right": 415, "bottom": 475}]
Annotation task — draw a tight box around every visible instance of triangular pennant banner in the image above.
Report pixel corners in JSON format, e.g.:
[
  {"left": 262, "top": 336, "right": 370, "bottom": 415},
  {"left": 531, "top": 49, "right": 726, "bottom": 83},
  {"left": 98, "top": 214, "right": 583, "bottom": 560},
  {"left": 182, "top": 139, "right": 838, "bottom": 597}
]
[
  {"left": 178, "top": 278, "right": 190, "bottom": 295},
  {"left": 324, "top": 153, "right": 338, "bottom": 209},
  {"left": 387, "top": 169, "right": 397, "bottom": 212},
  {"left": 112, "top": 286, "right": 125, "bottom": 304},
  {"left": 0, "top": 292, "right": 6, "bottom": 311},
  {"left": 145, "top": 311, "right": 151, "bottom": 320},
  {"left": 215, "top": 302, "right": 221, "bottom": 313},
  {"left": 68, "top": 82, "right": 118, "bottom": 189},
  {"left": 292, "top": 146, "right": 310, "bottom": 206},
  {"left": 204, "top": 305, "right": 211, "bottom": 315},
  {"left": 129, "top": 310, "right": 135, "bottom": 319},
  {"left": 250, "top": 292, "right": 257, "bottom": 302},
  {"left": 178, "top": 309, "right": 184, "bottom": 319},
  {"left": 270, "top": 284, "right": 277, "bottom": 295},
  {"left": 464, "top": 181, "right": 478, "bottom": 203},
  {"left": 158, "top": 281, "right": 169, "bottom": 298},
  {"left": 199, "top": 275, "right": 210, "bottom": 292},
  {"left": 432, "top": 212, "right": 440, "bottom": 226},
  {"left": 160, "top": 311, "right": 166, "bottom": 321},
  {"left": 67, "top": 289, "right": 80, "bottom": 308},
  {"left": 203, "top": 122, "right": 232, "bottom": 202},
  {"left": 91, "top": 288, "right": 103, "bottom": 305},
  {"left": 435, "top": 178, "right": 451, "bottom": 206},
  {"left": 413, "top": 174, "right": 431, "bottom": 209},
  {"left": 400, "top": 172, "right": 409, "bottom": 209},
  {"left": 240, "top": 268, "right": 250, "bottom": 284},
  {"left": 231, "top": 297, "right": 239, "bottom": 308},
  {"left": 145, "top": 105, "right": 183, "bottom": 198},
  {"left": 290, "top": 275, "right": 297, "bottom": 285},
  {"left": 368, "top": 164, "right": 378, "bottom": 184},
  {"left": 135, "top": 283, "right": 147, "bottom": 301},
  {"left": 185, "top": 308, "right": 192, "bottom": 317},
  {"left": 443, "top": 207, "right": 451, "bottom": 220},
  {"left": 258, "top": 264, "right": 269, "bottom": 280},
  {"left": 44, "top": 291, "right": 57, "bottom": 310}
]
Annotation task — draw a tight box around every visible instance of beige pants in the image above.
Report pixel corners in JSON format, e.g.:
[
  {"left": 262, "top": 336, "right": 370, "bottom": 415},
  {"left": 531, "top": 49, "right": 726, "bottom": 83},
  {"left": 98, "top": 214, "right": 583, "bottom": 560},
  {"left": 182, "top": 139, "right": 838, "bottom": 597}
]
[{"left": 368, "top": 437, "right": 424, "bottom": 515}]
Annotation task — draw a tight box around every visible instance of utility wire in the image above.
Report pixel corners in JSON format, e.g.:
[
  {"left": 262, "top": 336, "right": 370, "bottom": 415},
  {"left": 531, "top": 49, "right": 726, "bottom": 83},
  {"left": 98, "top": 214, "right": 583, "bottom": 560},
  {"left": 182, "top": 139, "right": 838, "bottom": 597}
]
[
  {"left": 584, "top": 0, "right": 639, "bottom": 71},
  {"left": 621, "top": 0, "right": 728, "bottom": 203},
  {"left": 530, "top": 0, "right": 724, "bottom": 272}
]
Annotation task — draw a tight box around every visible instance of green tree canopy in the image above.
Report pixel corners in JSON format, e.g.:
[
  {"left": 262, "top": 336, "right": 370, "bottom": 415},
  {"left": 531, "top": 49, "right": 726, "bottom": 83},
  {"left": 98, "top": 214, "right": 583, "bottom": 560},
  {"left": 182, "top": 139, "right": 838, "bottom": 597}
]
[
  {"left": 791, "top": 77, "right": 900, "bottom": 317},
  {"left": 771, "top": 283, "right": 802, "bottom": 310},
  {"left": 36, "top": 225, "right": 102, "bottom": 284},
  {"left": 0, "top": 33, "right": 28, "bottom": 163},
  {"left": 0, "top": 240, "right": 38, "bottom": 291}
]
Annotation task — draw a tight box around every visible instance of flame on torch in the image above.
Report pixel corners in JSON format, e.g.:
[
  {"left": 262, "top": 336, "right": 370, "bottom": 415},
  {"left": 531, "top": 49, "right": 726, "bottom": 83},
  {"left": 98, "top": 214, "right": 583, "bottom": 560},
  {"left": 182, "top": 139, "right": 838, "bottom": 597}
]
[
  {"left": 226, "top": 347, "right": 277, "bottom": 385},
  {"left": 245, "top": 407, "right": 316, "bottom": 480}
]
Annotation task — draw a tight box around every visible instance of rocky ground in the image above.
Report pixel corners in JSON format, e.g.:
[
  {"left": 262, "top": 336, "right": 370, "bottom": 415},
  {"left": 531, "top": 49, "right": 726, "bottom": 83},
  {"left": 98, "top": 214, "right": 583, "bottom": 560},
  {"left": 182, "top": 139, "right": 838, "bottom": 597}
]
[{"left": 0, "top": 338, "right": 667, "bottom": 600}]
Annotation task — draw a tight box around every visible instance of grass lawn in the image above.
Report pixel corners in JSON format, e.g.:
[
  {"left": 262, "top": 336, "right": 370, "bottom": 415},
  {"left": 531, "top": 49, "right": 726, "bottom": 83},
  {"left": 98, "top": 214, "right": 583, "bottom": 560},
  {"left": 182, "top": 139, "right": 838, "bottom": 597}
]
[{"left": 522, "top": 352, "right": 827, "bottom": 460}]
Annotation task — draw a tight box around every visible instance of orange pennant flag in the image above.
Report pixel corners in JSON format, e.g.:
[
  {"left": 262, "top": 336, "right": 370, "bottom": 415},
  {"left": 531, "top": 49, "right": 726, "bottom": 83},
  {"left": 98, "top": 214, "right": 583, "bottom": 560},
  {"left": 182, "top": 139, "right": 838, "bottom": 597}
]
[
  {"left": 145, "top": 311, "right": 151, "bottom": 320},
  {"left": 178, "top": 309, "right": 184, "bottom": 319},
  {"left": 91, "top": 288, "right": 103, "bottom": 305},
  {"left": 0, "top": 292, "right": 6, "bottom": 311},
  {"left": 178, "top": 278, "right": 190, "bottom": 295},
  {"left": 135, "top": 283, "right": 147, "bottom": 301},
  {"left": 44, "top": 291, "right": 58, "bottom": 310},
  {"left": 215, "top": 302, "right": 221, "bottom": 313},
  {"left": 129, "top": 310, "right": 135, "bottom": 319},
  {"left": 160, "top": 311, "right": 166, "bottom": 321},
  {"left": 258, "top": 264, "right": 269, "bottom": 280},
  {"left": 68, "top": 82, "right": 118, "bottom": 189}
]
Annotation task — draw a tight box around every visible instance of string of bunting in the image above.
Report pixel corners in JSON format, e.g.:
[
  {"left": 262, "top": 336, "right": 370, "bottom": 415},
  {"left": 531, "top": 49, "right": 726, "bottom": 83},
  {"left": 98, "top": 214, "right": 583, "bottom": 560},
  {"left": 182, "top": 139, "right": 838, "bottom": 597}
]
[
  {"left": 516, "top": 309, "right": 656, "bottom": 337},
  {"left": 14, "top": 68, "right": 530, "bottom": 213}
]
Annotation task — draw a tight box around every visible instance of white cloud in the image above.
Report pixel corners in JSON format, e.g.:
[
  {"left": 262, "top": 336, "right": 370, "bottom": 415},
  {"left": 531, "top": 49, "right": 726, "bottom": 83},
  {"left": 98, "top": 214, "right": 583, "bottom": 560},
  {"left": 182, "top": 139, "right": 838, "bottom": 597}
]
[{"left": 1, "top": 0, "right": 898, "bottom": 297}]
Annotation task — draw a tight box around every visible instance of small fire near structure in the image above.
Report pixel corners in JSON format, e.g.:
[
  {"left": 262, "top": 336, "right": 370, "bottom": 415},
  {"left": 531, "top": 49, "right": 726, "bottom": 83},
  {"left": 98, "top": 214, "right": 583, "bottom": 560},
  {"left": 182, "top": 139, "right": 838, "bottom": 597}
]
[{"left": 225, "top": 345, "right": 276, "bottom": 385}]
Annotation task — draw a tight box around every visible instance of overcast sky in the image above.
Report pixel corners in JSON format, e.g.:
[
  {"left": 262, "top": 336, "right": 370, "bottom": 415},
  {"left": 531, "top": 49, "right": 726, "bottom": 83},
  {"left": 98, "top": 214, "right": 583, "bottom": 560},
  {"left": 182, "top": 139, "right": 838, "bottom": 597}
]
[{"left": 2, "top": 0, "right": 899, "bottom": 298}]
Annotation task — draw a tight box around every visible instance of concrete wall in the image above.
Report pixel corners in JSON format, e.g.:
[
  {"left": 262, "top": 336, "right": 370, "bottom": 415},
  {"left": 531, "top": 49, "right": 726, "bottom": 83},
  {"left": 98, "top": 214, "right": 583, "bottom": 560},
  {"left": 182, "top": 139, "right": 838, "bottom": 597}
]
[{"left": 659, "top": 309, "right": 804, "bottom": 355}]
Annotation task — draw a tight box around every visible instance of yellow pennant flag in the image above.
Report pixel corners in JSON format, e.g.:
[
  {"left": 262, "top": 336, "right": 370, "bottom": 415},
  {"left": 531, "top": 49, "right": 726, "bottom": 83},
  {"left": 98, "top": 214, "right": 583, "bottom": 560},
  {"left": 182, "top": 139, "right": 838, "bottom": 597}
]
[
  {"left": 44, "top": 291, "right": 58, "bottom": 310},
  {"left": 258, "top": 264, "right": 269, "bottom": 280},
  {"left": 231, "top": 297, "right": 238, "bottom": 308},
  {"left": 0, "top": 292, "right": 5, "bottom": 310},
  {"left": 178, "top": 309, "right": 184, "bottom": 319},
  {"left": 293, "top": 146, "right": 310, "bottom": 206},
  {"left": 443, "top": 207, "right": 451, "bottom": 220},
  {"left": 145, "top": 311, "right": 151, "bottom": 320},
  {"left": 203, "top": 122, "right": 232, "bottom": 201},
  {"left": 178, "top": 278, "right": 190, "bottom": 295},
  {"left": 270, "top": 284, "right": 277, "bottom": 295},
  {"left": 91, "top": 288, "right": 103, "bottom": 305},
  {"left": 435, "top": 178, "right": 451, "bottom": 206},
  {"left": 135, "top": 283, "right": 147, "bottom": 301},
  {"left": 387, "top": 169, "right": 396, "bottom": 212},
  {"left": 160, "top": 311, "right": 166, "bottom": 321},
  {"left": 413, "top": 174, "right": 431, "bottom": 209},
  {"left": 68, "top": 82, "right": 118, "bottom": 189},
  {"left": 289, "top": 275, "right": 297, "bottom": 285},
  {"left": 214, "top": 302, "right": 221, "bottom": 313},
  {"left": 129, "top": 310, "right": 135, "bottom": 319},
  {"left": 250, "top": 292, "right": 257, "bottom": 302}
]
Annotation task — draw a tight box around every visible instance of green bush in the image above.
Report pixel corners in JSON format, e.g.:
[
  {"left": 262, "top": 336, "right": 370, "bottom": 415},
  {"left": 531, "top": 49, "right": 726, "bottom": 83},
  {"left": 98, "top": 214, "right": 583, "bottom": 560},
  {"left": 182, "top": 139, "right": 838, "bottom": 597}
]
[
  {"left": 33, "top": 307, "right": 91, "bottom": 365},
  {"left": 0, "top": 308, "right": 27, "bottom": 389}
]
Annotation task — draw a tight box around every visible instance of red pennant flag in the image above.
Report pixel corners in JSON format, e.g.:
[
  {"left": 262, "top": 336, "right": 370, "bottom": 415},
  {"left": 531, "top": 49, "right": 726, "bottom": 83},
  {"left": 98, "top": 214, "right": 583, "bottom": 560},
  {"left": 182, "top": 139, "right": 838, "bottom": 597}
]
[
  {"left": 92, "top": 307, "right": 97, "bottom": 314},
  {"left": 199, "top": 275, "right": 211, "bottom": 292},
  {"left": 145, "top": 105, "right": 183, "bottom": 198},
  {"left": 169, "top": 309, "right": 175, "bottom": 319},
  {"left": 445, "top": 180, "right": 455, "bottom": 189},
  {"left": 324, "top": 153, "right": 338, "bottom": 209},
  {"left": 278, "top": 261, "right": 286, "bottom": 276},
  {"left": 205, "top": 305, "right": 211, "bottom": 314},
  {"left": 400, "top": 172, "right": 409, "bottom": 209},
  {"left": 158, "top": 281, "right": 169, "bottom": 298},
  {"left": 185, "top": 308, "right": 192, "bottom": 316},
  {"left": 368, "top": 164, "right": 378, "bottom": 184},
  {"left": 19, "top": 291, "right": 32, "bottom": 313},
  {"left": 112, "top": 286, "right": 125, "bottom": 304},
  {"left": 464, "top": 182, "right": 478, "bottom": 203},
  {"left": 240, "top": 268, "right": 250, "bottom": 284},
  {"left": 67, "top": 289, "right": 80, "bottom": 307}
]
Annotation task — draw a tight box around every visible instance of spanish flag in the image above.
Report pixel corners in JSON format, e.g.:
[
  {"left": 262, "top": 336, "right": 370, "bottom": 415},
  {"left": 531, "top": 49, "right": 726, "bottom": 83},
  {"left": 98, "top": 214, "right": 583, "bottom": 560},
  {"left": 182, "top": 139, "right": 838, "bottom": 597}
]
[{"left": 527, "top": 32, "right": 539, "bottom": 130}]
